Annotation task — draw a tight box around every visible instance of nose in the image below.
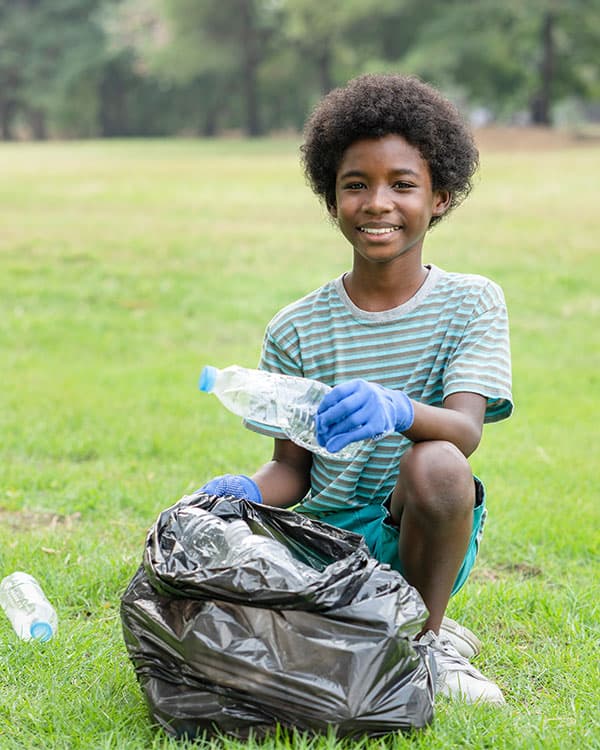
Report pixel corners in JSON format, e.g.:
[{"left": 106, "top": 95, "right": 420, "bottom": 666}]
[{"left": 363, "top": 185, "right": 393, "bottom": 214}]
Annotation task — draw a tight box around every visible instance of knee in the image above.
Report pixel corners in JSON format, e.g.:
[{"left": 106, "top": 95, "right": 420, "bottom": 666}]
[{"left": 396, "top": 441, "right": 474, "bottom": 523}]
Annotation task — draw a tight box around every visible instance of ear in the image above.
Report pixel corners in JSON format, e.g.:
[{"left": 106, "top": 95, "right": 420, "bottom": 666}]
[
  {"left": 432, "top": 190, "right": 452, "bottom": 217},
  {"left": 328, "top": 201, "right": 338, "bottom": 219}
]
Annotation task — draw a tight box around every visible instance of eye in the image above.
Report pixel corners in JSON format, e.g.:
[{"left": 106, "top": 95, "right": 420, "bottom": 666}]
[
  {"left": 343, "top": 182, "right": 366, "bottom": 190},
  {"left": 393, "top": 181, "right": 414, "bottom": 190}
]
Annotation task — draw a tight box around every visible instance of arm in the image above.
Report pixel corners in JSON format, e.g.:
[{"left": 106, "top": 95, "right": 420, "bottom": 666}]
[
  {"left": 251, "top": 438, "right": 313, "bottom": 507},
  {"left": 316, "top": 380, "right": 487, "bottom": 459},
  {"left": 405, "top": 391, "right": 487, "bottom": 458}
]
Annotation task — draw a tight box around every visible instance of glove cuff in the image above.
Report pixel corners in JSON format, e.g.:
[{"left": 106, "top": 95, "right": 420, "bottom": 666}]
[
  {"left": 200, "top": 474, "right": 263, "bottom": 503},
  {"left": 237, "top": 475, "right": 263, "bottom": 504},
  {"left": 217, "top": 474, "right": 263, "bottom": 504},
  {"left": 381, "top": 388, "right": 414, "bottom": 433}
]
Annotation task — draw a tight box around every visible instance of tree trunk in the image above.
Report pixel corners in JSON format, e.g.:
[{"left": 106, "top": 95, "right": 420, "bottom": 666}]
[
  {"left": 0, "top": 101, "right": 17, "bottom": 140},
  {"left": 29, "top": 108, "right": 47, "bottom": 140},
  {"left": 195, "top": 75, "right": 234, "bottom": 137},
  {"left": 202, "top": 109, "right": 218, "bottom": 137},
  {"left": 98, "top": 64, "right": 128, "bottom": 137},
  {"left": 317, "top": 47, "right": 334, "bottom": 95},
  {"left": 531, "top": 10, "right": 555, "bottom": 126},
  {"left": 240, "top": 0, "right": 261, "bottom": 137}
]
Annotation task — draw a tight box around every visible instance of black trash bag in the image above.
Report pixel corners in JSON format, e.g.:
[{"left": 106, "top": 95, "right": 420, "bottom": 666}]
[{"left": 121, "top": 491, "right": 435, "bottom": 739}]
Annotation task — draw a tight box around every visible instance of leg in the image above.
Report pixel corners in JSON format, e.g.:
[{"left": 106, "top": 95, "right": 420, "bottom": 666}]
[{"left": 389, "top": 440, "right": 475, "bottom": 634}]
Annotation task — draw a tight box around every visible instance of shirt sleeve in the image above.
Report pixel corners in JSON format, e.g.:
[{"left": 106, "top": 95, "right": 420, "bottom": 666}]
[
  {"left": 243, "top": 323, "right": 302, "bottom": 439},
  {"left": 443, "top": 282, "right": 514, "bottom": 423}
]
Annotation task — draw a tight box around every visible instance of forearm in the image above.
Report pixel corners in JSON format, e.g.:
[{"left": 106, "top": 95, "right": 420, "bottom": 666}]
[
  {"left": 250, "top": 462, "right": 308, "bottom": 507},
  {"left": 251, "top": 440, "right": 312, "bottom": 507},
  {"left": 316, "top": 380, "right": 487, "bottom": 459},
  {"left": 403, "top": 393, "right": 486, "bottom": 458}
]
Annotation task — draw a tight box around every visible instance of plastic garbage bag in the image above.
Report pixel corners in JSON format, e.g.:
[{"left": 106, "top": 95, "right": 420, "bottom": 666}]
[{"left": 120, "top": 491, "right": 435, "bottom": 739}]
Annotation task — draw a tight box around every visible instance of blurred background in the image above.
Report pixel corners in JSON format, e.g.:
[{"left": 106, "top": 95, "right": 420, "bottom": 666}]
[
  {"left": 1, "top": 0, "right": 599, "bottom": 142},
  {"left": 0, "top": 8, "right": 598, "bottom": 744}
]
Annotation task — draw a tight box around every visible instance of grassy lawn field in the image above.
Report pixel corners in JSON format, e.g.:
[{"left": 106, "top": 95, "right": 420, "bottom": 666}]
[{"left": 0, "top": 136, "right": 598, "bottom": 749}]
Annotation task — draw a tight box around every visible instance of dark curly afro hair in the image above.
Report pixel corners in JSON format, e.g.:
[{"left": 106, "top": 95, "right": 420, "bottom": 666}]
[{"left": 300, "top": 73, "right": 479, "bottom": 226}]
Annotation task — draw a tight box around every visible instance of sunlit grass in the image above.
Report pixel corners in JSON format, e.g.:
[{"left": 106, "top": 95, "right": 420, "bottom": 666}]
[{"left": 0, "top": 138, "right": 598, "bottom": 749}]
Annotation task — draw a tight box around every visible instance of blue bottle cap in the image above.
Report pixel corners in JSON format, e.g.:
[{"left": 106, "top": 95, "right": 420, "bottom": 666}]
[
  {"left": 199, "top": 366, "right": 217, "bottom": 393},
  {"left": 30, "top": 621, "right": 53, "bottom": 642}
]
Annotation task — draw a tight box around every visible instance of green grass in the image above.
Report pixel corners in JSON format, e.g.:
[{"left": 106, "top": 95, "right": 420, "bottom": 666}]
[{"left": 0, "top": 137, "right": 598, "bottom": 749}]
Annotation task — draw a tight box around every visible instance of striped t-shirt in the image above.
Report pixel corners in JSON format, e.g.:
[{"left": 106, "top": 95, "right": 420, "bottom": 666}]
[{"left": 246, "top": 264, "right": 513, "bottom": 514}]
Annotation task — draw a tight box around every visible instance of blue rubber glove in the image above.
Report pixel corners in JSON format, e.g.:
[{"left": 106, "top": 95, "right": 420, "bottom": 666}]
[
  {"left": 315, "top": 379, "right": 414, "bottom": 454},
  {"left": 198, "top": 474, "right": 263, "bottom": 504}
]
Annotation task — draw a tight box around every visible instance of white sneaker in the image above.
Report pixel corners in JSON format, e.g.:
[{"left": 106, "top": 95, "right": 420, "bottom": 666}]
[
  {"left": 440, "top": 616, "right": 482, "bottom": 660},
  {"left": 417, "top": 631, "right": 506, "bottom": 705}
]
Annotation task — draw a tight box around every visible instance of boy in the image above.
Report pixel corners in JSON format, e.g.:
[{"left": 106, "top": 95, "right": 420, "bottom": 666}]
[{"left": 200, "top": 74, "right": 513, "bottom": 705}]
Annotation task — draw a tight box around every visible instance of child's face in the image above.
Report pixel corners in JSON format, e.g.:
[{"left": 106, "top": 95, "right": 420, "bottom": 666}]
[{"left": 329, "top": 134, "right": 450, "bottom": 265}]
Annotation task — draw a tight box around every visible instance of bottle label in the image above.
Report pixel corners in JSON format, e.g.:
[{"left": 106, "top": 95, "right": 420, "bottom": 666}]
[{"left": 3, "top": 580, "right": 38, "bottom": 616}]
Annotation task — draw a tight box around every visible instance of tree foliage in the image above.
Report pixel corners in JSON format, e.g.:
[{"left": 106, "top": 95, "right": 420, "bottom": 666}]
[
  {"left": 397, "top": 0, "right": 600, "bottom": 124},
  {"left": 0, "top": 0, "right": 598, "bottom": 139}
]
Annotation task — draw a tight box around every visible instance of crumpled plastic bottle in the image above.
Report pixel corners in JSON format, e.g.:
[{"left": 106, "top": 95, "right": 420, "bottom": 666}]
[
  {"left": 177, "top": 507, "right": 319, "bottom": 584},
  {"left": 199, "top": 364, "right": 381, "bottom": 460}
]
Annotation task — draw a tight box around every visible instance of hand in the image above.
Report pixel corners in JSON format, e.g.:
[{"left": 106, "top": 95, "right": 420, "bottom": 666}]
[
  {"left": 198, "top": 474, "right": 262, "bottom": 503},
  {"left": 315, "top": 379, "right": 414, "bottom": 453}
]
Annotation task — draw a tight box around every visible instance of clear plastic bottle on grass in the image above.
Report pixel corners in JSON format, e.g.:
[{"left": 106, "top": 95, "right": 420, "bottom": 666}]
[
  {"left": 199, "top": 364, "right": 375, "bottom": 460},
  {"left": 0, "top": 572, "right": 58, "bottom": 642}
]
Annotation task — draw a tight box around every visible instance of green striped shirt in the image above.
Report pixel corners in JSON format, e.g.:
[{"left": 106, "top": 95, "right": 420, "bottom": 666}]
[{"left": 246, "top": 264, "right": 513, "bottom": 513}]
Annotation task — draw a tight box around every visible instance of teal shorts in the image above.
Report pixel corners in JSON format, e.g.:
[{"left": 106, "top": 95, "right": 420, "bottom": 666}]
[{"left": 302, "top": 477, "right": 487, "bottom": 596}]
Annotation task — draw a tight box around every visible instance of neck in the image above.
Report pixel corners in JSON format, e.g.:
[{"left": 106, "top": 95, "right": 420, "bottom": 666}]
[{"left": 344, "top": 257, "right": 430, "bottom": 312}]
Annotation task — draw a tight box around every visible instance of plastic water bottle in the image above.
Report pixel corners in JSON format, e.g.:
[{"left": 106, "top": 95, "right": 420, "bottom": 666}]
[
  {"left": 0, "top": 572, "right": 58, "bottom": 642},
  {"left": 199, "top": 364, "right": 373, "bottom": 460},
  {"left": 178, "top": 508, "right": 317, "bottom": 581},
  {"left": 177, "top": 508, "right": 243, "bottom": 567}
]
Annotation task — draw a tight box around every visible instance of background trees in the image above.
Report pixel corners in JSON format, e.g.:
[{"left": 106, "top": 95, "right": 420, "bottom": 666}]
[{"left": 1, "top": 0, "right": 598, "bottom": 139}]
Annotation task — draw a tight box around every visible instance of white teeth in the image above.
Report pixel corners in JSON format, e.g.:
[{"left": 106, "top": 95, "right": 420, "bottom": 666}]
[{"left": 359, "top": 226, "right": 399, "bottom": 234}]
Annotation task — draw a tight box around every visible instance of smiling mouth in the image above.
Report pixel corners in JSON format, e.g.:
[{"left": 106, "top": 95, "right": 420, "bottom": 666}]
[{"left": 358, "top": 226, "right": 401, "bottom": 235}]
